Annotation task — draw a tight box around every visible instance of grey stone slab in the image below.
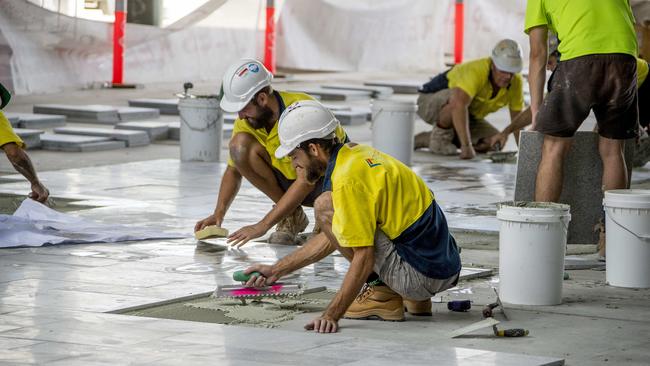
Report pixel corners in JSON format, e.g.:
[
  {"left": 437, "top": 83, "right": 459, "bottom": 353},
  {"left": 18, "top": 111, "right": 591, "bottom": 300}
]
[
  {"left": 288, "top": 87, "right": 372, "bottom": 101},
  {"left": 514, "top": 131, "right": 634, "bottom": 244},
  {"left": 333, "top": 108, "right": 369, "bottom": 125},
  {"left": 223, "top": 113, "right": 236, "bottom": 124},
  {"left": 117, "top": 106, "right": 160, "bottom": 121},
  {"left": 322, "top": 84, "right": 394, "bottom": 99},
  {"left": 40, "top": 133, "right": 126, "bottom": 152},
  {"left": 14, "top": 128, "right": 44, "bottom": 149},
  {"left": 364, "top": 80, "right": 423, "bottom": 94},
  {"left": 4, "top": 113, "right": 20, "bottom": 127},
  {"left": 4, "top": 113, "right": 66, "bottom": 129},
  {"left": 33, "top": 104, "right": 120, "bottom": 123},
  {"left": 115, "top": 121, "right": 170, "bottom": 140},
  {"left": 53, "top": 127, "right": 150, "bottom": 147},
  {"left": 128, "top": 98, "right": 179, "bottom": 115},
  {"left": 168, "top": 121, "right": 180, "bottom": 140}
]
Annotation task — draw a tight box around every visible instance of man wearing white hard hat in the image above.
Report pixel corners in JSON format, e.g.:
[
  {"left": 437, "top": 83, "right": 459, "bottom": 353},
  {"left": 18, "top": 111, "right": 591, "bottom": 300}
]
[
  {"left": 241, "top": 101, "right": 461, "bottom": 333},
  {"left": 195, "top": 59, "right": 348, "bottom": 246},
  {"left": 414, "top": 39, "right": 526, "bottom": 159}
]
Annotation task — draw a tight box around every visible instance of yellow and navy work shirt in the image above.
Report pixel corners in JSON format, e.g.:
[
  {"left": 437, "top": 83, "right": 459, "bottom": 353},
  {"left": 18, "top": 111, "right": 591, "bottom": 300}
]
[
  {"left": 0, "top": 111, "right": 24, "bottom": 148},
  {"left": 446, "top": 58, "right": 524, "bottom": 120},
  {"left": 228, "top": 90, "right": 347, "bottom": 180},
  {"left": 525, "top": 0, "right": 637, "bottom": 61},
  {"left": 323, "top": 143, "right": 461, "bottom": 279}
]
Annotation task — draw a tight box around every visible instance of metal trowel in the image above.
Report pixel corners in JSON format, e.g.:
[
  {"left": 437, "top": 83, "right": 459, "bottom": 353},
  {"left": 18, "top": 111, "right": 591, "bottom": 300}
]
[{"left": 214, "top": 270, "right": 306, "bottom": 303}]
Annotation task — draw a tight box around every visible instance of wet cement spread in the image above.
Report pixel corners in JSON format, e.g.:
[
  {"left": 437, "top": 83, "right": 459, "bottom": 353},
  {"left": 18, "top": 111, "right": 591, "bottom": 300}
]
[{"left": 124, "top": 289, "right": 336, "bottom": 328}]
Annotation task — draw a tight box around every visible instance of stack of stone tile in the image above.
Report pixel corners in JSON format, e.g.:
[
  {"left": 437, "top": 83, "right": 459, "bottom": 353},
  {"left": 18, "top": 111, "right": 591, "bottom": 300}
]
[
  {"left": 4, "top": 113, "right": 66, "bottom": 129},
  {"left": 322, "top": 84, "right": 393, "bottom": 99},
  {"left": 128, "top": 98, "right": 179, "bottom": 115},
  {"left": 115, "top": 121, "right": 170, "bottom": 141},
  {"left": 14, "top": 128, "right": 45, "bottom": 149},
  {"left": 288, "top": 87, "right": 372, "bottom": 101},
  {"left": 364, "top": 80, "right": 423, "bottom": 94},
  {"left": 32, "top": 104, "right": 159, "bottom": 124},
  {"left": 40, "top": 133, "right": 126, "bottom": 152},
  {"left": 53, "top": 127, "right": 150, "bottom": 147}
]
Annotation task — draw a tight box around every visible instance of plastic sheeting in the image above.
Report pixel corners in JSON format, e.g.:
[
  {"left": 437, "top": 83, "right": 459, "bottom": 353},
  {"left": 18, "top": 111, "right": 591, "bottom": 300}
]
[
  {"left": 1, "top": 0, "right": 529, "bottom": 94},
  {"left": 0, "top": 0, "right": 259, "bottom": 94},
  {"left": 276, "top": 0, "right": 528, "bottom": 73},
  {"left": 0, "top": 199, "right": 185, "bottom": 248},
  {"left": 276, "top": 0, "right": 449, "bottom": 72}
]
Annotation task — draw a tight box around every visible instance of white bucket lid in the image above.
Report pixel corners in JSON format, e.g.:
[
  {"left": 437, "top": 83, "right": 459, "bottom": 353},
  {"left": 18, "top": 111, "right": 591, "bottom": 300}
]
[
  {"left": 371, "top": 99, "right": 417, "bottom": 112},
  {"left": 496, "top": 201, "right": 571, "bottom": 223},
  {"left": 604, "top": 189, "right": 650, "bottom": 209}
]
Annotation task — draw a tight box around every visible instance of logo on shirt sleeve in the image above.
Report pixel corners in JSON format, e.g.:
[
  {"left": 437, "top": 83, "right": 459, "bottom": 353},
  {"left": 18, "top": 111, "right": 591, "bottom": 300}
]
[{"left": 365, "top": 158, "right": 381, "bottom": 168}]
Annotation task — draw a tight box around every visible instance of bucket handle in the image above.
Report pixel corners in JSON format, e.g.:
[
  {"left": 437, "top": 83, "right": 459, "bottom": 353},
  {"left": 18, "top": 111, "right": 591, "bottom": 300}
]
[
  {"left": 180, "top": 114, "right": 220, "bottom": 132},
  {"left": 371, "top": 107, "right": 385, "bottom": 125},
  {"left": 606, "top": 207, "right": 650, "bottom": 241}
]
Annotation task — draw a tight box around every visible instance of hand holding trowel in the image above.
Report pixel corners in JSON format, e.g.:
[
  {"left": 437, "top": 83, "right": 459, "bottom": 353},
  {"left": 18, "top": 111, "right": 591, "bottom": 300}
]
[{"left": 214, "top": 267, "right": 306, "bottom": 304}]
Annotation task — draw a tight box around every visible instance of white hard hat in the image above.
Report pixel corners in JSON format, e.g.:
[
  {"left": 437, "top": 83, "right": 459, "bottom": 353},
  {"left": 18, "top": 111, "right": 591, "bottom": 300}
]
[
  {"left": 275, "top": 100, "right": 340, "bottom": 158},
  {"left": 491, "top": 39, "right": 523, "bottom": 74},
  {"left": 220, "top": 59, "right": 273, "bottom": 113}
]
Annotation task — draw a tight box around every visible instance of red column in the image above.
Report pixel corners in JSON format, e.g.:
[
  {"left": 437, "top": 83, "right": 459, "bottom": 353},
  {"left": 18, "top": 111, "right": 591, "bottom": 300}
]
[
  {"left": 454, "top": 0, "right": 464, "bottom": 64},
  {"left": 263, "top": 0, "right": 276, "bottom": 73},
  {"left": 112, "top": 0, "right": 127, "bottom": 84}
]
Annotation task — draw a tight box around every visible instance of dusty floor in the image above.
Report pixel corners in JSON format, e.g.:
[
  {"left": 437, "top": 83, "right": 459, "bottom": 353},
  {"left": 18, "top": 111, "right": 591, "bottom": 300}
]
[{"left": 1, "top": 74, "right": 649, "bottom": 365}]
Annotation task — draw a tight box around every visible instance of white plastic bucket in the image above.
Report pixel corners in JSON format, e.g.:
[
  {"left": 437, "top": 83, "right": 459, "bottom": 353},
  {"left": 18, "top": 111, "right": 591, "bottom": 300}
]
[
  {"left": 604, "top": 189, "right": 650, "bottom": 288},
  {"left": 497, "top": 202, "right": 571, "bottom": 305},
  {"left": 371, "top": 99, "right": 417, "bottom": 165},
  {"left": 178, "top": 96, "right": 222, "bottom": 162}
]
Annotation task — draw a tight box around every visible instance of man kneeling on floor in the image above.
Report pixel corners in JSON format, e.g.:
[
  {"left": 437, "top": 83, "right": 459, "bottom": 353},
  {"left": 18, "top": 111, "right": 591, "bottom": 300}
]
[{"left": 243, "top": 100, "right": 461, "bottom": 333}]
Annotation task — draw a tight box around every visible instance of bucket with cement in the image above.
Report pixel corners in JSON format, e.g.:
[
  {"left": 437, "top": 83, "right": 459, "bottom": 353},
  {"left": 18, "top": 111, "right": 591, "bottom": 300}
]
[
  {"left": 371, "top": 99, "right": 417, "bottom": 165},
  {"left": 604, "top": 189, "right": 650, "bottom": 288},
  {"left": 178, "top": 96, "right": 222, "bottom": 162},
  {"left": 497, "top": 201, "right": 571, "bottom": 305}
]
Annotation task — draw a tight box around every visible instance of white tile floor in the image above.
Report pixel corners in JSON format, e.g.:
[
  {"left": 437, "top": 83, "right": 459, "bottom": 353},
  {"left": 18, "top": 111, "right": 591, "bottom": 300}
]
[{"left": 0, "top": 158, "right": 567, "bottom": 365}]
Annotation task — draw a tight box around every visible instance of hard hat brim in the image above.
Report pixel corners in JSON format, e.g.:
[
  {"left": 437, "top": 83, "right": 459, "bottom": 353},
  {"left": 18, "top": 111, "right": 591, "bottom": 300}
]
[
  {"left": 220, "top": 97, "right": 251, "bottom": 113},
  {"left": 275, "top": 144, "right": 294, "bottom": 159},
  {"left": 493, "top": 59, "right": 523, "bottom": 74}
]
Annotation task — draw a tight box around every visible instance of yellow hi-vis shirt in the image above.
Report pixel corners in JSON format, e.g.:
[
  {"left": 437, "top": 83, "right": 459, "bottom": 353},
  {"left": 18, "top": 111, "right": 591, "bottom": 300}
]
[
  {"left": 323, "top": 143, "right": 461, "bottom": 279},
  {"left": 525, "top": 0, "right": 637, "bottom": 61},
  {"left": 446, "top": 58, "right": 524, "bottom": 120},
  {"left": 228, "top": 90, "right": 347, "bottom": 180},
  {"left": 0, "top": 111, "right": 24, "bottom": 148}
]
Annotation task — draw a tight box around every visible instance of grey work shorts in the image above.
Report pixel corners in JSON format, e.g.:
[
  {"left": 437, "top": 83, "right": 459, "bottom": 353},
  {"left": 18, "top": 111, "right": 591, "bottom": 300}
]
[
  {"left": 417, "top": 89, "right": 499, "bottom": 146},
  {"left": 372, "top": 230, "right": 460, "bottom": 301}
]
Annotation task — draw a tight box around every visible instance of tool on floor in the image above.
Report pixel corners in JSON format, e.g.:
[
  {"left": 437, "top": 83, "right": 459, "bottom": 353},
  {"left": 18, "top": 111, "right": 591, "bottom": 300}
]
[
  {"left": 483, "top": 288, "right": 529, "bottom": 338},
  {"left": 195, "top": 225, "right": 229, "bottom": 240},
  {"left": 449, "top": 317, "right": 500, "bottom": 338},
  {"left": 447, "top": 300, "right": 472, "bottom": 312},
  {"left": 213, "top": 270, "right": 305, "bottom": 304}
]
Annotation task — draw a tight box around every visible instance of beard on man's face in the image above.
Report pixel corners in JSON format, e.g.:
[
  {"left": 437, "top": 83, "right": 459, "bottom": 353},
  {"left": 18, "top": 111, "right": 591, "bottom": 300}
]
[
  {"left": 246, "top": 104, "right": 274, "bottom": 130},
  {"left": 305, "top": 154, "right": 327, "bottom": 184}
]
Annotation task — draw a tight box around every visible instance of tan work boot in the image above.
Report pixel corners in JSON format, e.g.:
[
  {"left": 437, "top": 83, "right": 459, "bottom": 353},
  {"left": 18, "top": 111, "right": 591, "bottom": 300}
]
[
  {"left": 268, "top": 207, "right": 309, "bottom": 245},
  {"left": 344, "top": 284, "right": 405, "bottom": 321},
  {"left": 404, "top": 298, "right": 432, "bottom": 316},
  {"left": 429, "top": 125, "right": 458, "bottom": 155},
  {"left": 414, "top": 131, "right": 431, "bottom": 150}
]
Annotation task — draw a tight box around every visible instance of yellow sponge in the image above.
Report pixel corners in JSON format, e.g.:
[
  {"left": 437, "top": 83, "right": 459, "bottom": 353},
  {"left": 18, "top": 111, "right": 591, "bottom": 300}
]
[{"left": 194, "top": 225, "right": 229, "bottom": 240}]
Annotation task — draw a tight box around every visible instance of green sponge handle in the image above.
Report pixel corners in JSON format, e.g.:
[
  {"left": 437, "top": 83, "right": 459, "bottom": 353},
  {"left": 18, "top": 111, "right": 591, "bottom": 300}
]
[{"left": 233, "top": 270, "right": 261, "bottom": 282}]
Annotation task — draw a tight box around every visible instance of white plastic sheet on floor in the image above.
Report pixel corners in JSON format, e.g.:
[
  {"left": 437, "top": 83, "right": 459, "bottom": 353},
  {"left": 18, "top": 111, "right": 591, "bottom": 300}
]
[{"left": 0, "top": 199, "right": 186, "bottom": 248}]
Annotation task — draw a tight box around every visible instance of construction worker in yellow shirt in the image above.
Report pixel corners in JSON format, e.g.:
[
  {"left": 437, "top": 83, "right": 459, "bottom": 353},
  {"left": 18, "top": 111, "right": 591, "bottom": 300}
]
[
  {"left": 195, "top": 59, "right": 348, "bottom": 246},
  {"left": 242, "top": 101, "right": 461, "bottom": 333},
  {"left": 415, "top": 39, "right": 527, "bottom": 159}
]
